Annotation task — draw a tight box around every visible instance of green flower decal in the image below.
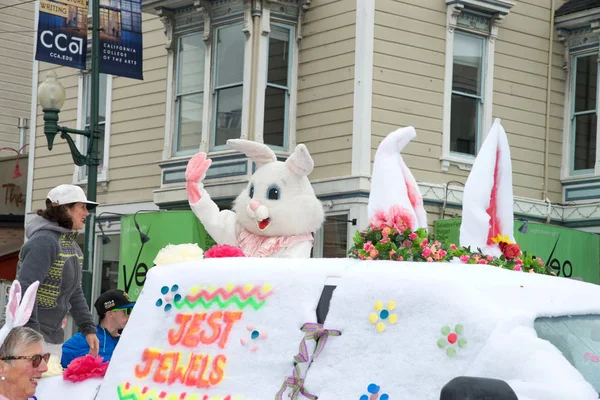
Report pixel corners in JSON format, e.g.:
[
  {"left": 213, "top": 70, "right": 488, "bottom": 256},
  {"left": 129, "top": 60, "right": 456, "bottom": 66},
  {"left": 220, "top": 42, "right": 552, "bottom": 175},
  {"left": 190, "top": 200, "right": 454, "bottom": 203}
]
[{"left": 437, "top": 324, "right": 467, "bottom": 357}]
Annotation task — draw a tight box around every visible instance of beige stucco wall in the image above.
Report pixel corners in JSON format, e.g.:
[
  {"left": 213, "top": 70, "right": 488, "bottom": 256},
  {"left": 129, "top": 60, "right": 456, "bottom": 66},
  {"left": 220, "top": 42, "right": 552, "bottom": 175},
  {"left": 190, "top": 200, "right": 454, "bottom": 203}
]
[
  {"left": 371, "top": 0, "right": 565, "bottom": 204},
  {"left": 297, "top": 0, "right": 356, "bottom": 179},
  {"left": 0, "top": 1, "right": 34, "bottom": 152},
  {"left": 31, "top": 13, "right": 165, "bottom": 208}
]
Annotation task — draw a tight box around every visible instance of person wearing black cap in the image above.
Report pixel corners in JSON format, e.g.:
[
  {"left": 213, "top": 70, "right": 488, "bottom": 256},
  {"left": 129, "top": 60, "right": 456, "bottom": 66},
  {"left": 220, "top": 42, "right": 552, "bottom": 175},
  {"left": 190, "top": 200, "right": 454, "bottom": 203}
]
[
  {"left": 60, "top": 289, "right": 135, "bottom": 368},
  {"left": 17, "top": 184, "right": 100, "bottom": 357}
]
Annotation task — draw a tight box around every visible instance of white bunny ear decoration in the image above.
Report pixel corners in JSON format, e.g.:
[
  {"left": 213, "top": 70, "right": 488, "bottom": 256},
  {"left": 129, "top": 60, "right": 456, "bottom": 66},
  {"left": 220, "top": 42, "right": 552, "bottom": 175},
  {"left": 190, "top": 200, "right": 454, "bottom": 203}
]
[
  {"left": 0, "top": 280, "right": 39, "bottom": 348},
  {"left": 227, "top": 139, "right": 277, "bottom": 168},
  {"left": 367, "top": 126, "right": 428, "bottom": 231}
]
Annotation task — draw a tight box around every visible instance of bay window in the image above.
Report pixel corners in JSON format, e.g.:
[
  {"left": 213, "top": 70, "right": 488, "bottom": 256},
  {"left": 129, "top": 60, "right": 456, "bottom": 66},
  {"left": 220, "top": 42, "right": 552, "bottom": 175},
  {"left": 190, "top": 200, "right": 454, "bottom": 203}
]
[{"left": 571, "top": 53, "right": 598, "bottom": 174}]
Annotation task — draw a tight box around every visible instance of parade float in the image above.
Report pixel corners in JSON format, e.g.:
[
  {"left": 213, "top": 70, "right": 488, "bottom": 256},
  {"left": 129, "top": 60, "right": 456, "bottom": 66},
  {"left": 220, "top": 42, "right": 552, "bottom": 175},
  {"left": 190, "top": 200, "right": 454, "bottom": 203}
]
[{"left": 30, "top": 121, "right": 600, "bottom": 400}]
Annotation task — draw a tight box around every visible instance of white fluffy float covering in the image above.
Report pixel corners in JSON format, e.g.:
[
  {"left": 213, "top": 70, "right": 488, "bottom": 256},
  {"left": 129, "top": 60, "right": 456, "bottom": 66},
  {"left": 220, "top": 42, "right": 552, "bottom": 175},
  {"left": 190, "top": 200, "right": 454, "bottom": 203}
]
[
  {"left": 459, "top": 119, "right": 515, "bottom": 256},
  {"left": 368, "top": 126, "right": 428, "bottom": 230},
  {"left": 35, "top": 258, "right": 600, "bottom": 400}
]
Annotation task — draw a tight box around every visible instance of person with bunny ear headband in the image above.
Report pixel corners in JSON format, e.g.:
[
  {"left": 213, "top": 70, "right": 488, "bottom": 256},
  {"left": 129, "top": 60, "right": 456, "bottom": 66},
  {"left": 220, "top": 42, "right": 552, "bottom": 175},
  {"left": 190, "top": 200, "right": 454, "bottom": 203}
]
[
  {"left": 0, "top": 281, "right": 49, "bottom": 400},
  {"left": 16, "top": 185, "right": 99, "bottom": 357}
]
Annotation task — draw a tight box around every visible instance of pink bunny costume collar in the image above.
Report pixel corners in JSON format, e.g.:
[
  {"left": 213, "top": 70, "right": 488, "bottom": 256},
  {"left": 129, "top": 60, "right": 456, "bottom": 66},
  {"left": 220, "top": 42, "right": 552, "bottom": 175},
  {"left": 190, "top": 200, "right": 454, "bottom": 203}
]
[{"left": 237, "top": 229, "right": 313, "bottom": 257}]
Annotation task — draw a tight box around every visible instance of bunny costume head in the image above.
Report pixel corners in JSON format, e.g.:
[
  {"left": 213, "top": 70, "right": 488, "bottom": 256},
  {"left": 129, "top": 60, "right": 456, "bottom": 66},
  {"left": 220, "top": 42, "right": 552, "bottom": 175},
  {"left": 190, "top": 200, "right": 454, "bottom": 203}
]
[
  {"left": 0, "top": 281, "right": 39, "bottom": 348},
  {"left": 185, "top": 140, "right": 324, "bottom": 258}
]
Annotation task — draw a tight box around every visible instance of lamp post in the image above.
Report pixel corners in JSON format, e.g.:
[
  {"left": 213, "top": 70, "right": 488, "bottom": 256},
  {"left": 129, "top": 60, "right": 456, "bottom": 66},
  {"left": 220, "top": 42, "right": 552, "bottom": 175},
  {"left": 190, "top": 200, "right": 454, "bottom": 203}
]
[{"left": 37, "top": 0, "right": 101, "bottom": 306}]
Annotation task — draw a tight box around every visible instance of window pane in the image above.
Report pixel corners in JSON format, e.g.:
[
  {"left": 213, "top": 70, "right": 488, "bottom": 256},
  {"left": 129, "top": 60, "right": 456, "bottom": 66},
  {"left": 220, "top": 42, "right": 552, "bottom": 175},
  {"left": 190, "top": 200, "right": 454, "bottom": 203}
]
[
  {"left": 267, "top": 25, "right": 290, "bottom": 87},
  {"left": 575, "top": 55, "right": 597, "bottom": 113},
  {"left": 215, "top": 25, "right": 244, "bottom": 87},
  {"left": 453, "top": 33, "right": 483, "bottom": 96},
  {"left": 574, "top": 113, "right": 597, "bottom": 171},
  {"left": 450, "top": 94, "right": 479, "bottom": 155},
  {"left": 215, "top": 86, "right": 243, "bottom": 147},
  {"left": 176, "top": 93, "right": 203, "bottom": 153},
  {"left": 177, "top": 33, "right": 204, "bottom": 94},
  {"left": 323, "top": 215, "right": 348, "bottom": 258},
  {"left": 264, "top": 86, "right": 285, "bottom": 147},
  {"left": 85, "top": 73, "right": 108, "bottom": 124}
]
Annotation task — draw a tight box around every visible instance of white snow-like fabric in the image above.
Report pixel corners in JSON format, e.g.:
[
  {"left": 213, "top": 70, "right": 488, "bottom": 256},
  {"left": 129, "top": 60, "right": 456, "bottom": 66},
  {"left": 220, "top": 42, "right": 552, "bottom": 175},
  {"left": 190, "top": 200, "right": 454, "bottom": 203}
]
[
  {"left": 95, "top": 258, "right": 351, "bottom": 400},
  {"left": 368, "top": 126, "right": 428, "bottom": 230},
  {"left": 460, "top": 119, "right": 515, "bottom": 256},
  {"left": 305, "top": 261, "right": 599, "bottom": 400},
  {"left": 33, "top": 376, "right": 103, "bottom": 399}
]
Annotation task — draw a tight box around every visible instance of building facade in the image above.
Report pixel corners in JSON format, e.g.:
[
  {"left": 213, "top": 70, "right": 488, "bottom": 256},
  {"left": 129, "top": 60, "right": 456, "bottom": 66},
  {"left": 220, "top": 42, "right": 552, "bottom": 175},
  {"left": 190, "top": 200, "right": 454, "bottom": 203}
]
[
  {"left": 0, "top": 0, "right": 34, "bottom": 280},
  {"left": 27, "top": 0, "right": 600, "bottom": 302}
]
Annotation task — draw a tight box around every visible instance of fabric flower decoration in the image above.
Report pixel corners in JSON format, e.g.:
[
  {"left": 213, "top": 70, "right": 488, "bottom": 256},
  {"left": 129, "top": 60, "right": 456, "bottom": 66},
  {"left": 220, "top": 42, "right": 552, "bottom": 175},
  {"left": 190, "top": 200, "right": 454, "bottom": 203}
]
[
  {"left": 63, "top": 354, "right": 109, "bottom": 382},
  {"left": 205, "top": 244, "right": 245, "bottom": 258}
]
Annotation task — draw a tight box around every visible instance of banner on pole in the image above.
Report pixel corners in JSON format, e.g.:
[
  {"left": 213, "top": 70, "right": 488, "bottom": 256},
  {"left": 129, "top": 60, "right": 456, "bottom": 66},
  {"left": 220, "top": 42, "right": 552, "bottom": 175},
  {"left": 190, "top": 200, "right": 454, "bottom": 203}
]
[
  {"left": 99, "top": 0, "right": 144, "bottom": 80},
  {"left": 35, "top": 0, "right": 88, "bottom": 70}
]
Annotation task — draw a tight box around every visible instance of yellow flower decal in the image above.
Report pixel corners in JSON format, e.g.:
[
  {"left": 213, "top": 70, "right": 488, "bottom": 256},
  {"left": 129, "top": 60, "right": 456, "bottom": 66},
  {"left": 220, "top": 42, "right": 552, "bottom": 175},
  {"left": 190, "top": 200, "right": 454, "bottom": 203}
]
[
  {"left": 369, "top": 300, "right": 398, "bottom": 332},
  {"left": 491, "top": 234, "right": 513, "bottom": 244}
]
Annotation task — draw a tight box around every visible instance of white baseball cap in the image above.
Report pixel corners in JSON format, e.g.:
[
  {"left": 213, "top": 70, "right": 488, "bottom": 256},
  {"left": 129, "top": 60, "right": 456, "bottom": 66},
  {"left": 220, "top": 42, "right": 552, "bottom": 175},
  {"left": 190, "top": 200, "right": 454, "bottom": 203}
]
[{"left": 47, "top": 184, "right": 99, "bottom": 209}]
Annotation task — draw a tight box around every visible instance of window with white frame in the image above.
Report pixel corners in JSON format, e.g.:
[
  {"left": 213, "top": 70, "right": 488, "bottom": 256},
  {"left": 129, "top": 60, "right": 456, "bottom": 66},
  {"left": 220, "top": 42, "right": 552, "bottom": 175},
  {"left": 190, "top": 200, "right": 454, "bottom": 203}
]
[
  {"left": 78, "top": 72, "right": 111, "bottom": 181},
  {"left": 264, "top": 24, "right": 293, "bottom": 148},
  {"left": 212, "top": 23, "right": 245, "bottom": 149},
  {"left": 571, "top": 53, "right": 598, "bottom": 174},
  {"left": 450, "top": 32, "right": 485, "bottom": 156},
  {"left": 441, "top": 1, "right": 513, "bottom": 171},
  {"left": 173, "top": 32, "right": 205, "bottom": 156}
]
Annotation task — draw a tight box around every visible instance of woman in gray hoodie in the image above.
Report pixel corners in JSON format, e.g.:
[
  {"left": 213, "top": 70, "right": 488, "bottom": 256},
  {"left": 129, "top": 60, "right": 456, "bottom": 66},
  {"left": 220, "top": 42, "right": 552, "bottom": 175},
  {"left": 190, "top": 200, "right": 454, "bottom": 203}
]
[{"left": 16, "top": 184, "right": 99, "bottom": 357}]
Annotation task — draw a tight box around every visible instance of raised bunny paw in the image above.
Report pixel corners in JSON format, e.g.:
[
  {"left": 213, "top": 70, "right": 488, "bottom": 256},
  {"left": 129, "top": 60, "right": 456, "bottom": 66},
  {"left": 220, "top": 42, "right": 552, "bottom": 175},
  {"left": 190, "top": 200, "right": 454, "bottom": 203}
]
[{"left": 185, "top": 152, "right": 212, "bottom": 204}]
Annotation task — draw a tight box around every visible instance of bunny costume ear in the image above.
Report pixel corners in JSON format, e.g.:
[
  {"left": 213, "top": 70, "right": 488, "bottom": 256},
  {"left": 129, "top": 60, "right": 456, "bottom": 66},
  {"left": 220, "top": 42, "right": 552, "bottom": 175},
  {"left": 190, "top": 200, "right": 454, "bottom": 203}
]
[
  {"left": 227, "top": 139, "right": 277, "bottom": 168},
  {"left": 285, "top": 144, "right": 314, "bottom": 177},
  {"left": 367, "top": 126, "right": 428, "bottom": 231},
  {"left": 459, "top": 119, "right": 515, "bottom": 257},
  {"left": 0, "top": 280, "right": 39, "bottom": 348}
]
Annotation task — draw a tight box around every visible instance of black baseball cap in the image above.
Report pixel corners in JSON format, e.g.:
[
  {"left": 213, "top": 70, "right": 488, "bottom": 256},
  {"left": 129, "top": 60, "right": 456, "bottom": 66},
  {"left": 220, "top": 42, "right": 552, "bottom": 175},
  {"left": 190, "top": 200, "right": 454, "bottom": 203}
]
[{"left": 94, "top": 289, "right": 135, "bottom": 318}]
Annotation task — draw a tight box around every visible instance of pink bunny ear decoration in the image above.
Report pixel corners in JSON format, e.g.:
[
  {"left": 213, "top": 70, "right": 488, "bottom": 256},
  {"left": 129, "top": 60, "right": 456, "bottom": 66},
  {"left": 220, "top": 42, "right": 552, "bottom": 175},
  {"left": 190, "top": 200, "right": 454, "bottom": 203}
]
[
  {"left": 459, "top": 119, "right": 515, "bottom": 257},
  {"left": 0, "top": 280, "right": 39, "bottom": 348},
  {"left": 285, "top": 144, "right": 314, "bottom": 177},
  {"left": 367, "top": 126, "right": 428, "bottom": 231}
]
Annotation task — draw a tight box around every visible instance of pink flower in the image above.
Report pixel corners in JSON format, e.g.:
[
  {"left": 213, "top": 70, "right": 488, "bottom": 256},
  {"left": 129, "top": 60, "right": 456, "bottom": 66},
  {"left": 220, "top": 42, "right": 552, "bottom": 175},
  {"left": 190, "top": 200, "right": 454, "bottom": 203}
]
[
  {"left": 386, "top": 204, "right": 415, "bottom": 232},
  {"left": 478, "top": 260, "right": 487, "bottom": 264},
  {"left": 369, "top": 209, "right": 387, "bottom": 229},
  {"left": 398, "top": 256, "right": 404, "bottom": 261},
  {"left": 382, "top": 226, "right": 392, "bottom": 237},
  {"left": 389, "top": 249, "right": 396, "bottom": 257},
  {"left": 422, "top": 247, "right": 432, "bottom": 258},
  {"left": 460, "top": 255, "right": 470, "bottom": 263},
  {"left": 427, "top": 257, "right": 434, "bottom": 262},
  {"left": 402, "top": 241, "right": 411, "bottom": 247},
  {"left": 537, "top": 258, "right": 544, "bottom": 266},
  {"left": 358, "top": 253, "right": 366, "bottom": 260},
  {"left": 486, "top": 255, "right": 494, "bottom": 262},
  {"left": 438, "top": 250, "right": 447, "bottom": 258},
  {"left": 380, "top": 237, "right": 390, "bottom": 244},
  {"left": 363, "top": 241, "right": 374, "bottom": 252},
  {"left": 514, "top": 265, "right": 522, "bottom": 272},
  {"left": 449, "top": 244, "right": 457, "bottom": 250},
  {"left": 409, "top": 233, "right": 418, "bottom": 240},
  {"left": 370, "top": 249, "right": 379, "bottom": 258}
]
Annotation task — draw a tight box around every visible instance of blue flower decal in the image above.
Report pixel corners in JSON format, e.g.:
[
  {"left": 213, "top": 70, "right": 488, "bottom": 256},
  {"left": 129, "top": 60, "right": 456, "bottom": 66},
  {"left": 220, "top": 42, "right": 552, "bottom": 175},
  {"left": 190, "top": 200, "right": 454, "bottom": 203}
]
[
  {"left": 360, "top": 383, "right": 389, "bottom": 400},
  {"left": 155, "top": 284, "right": 181, "bottom": 311}
]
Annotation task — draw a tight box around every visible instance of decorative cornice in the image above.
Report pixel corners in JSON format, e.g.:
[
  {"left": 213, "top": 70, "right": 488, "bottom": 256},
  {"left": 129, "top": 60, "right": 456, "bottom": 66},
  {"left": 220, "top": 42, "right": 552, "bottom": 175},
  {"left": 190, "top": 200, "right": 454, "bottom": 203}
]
[
  {"left": 157, "top": 8, "right": 175, "bottom": 50},
  {"left": 445, "top": 0, "right": 515, "bottom": 16}
]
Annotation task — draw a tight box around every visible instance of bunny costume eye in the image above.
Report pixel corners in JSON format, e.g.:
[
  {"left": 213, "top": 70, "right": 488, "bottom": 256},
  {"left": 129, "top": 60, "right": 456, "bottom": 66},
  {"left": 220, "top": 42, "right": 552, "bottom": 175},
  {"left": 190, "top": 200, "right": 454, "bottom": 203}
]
[
  {"left": 249, "top": 184, "right": 254, "bottom": 199},
  {"left": 267, "top": 185, "right": 280, "bottom": 200}
]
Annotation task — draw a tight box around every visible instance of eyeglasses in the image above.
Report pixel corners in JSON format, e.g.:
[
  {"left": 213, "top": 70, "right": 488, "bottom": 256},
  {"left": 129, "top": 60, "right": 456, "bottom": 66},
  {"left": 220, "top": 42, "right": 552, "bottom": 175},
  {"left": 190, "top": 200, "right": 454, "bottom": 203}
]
[
  {"left": 112, "top": 307, "right": 132, "bottom": 316},
  {"left": 0, "top": 353, "right": 50, "bottom": 368}
]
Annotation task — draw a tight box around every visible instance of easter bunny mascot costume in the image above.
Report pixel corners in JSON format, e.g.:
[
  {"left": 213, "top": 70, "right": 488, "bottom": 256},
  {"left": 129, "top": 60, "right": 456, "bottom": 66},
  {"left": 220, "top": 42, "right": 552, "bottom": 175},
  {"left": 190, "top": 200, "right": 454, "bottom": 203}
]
[{"left": 185, "top": 140, "right": 325, "bottom": 258}]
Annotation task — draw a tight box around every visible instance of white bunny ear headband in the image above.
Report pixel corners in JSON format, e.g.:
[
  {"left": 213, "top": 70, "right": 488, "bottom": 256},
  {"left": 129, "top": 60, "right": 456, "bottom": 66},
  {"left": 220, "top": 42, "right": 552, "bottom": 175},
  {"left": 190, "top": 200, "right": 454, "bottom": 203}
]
[{"left": 0, "top": 280, "right": 39, "bottom": 348}]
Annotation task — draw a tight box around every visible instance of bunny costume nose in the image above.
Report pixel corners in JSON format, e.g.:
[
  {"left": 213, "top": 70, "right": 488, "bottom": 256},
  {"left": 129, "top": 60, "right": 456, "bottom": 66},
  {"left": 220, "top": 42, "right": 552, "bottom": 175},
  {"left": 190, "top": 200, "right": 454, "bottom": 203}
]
[{"left": 249, "top": 200, "right": 260, "bottom": 211}]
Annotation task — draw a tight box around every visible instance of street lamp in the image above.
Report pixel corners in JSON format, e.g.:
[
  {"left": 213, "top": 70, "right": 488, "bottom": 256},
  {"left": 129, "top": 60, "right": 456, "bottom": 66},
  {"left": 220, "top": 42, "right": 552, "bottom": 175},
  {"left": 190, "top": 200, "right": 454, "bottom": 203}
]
[{"left": 37, "top": 0, "right": 101, "bottom": 306}]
